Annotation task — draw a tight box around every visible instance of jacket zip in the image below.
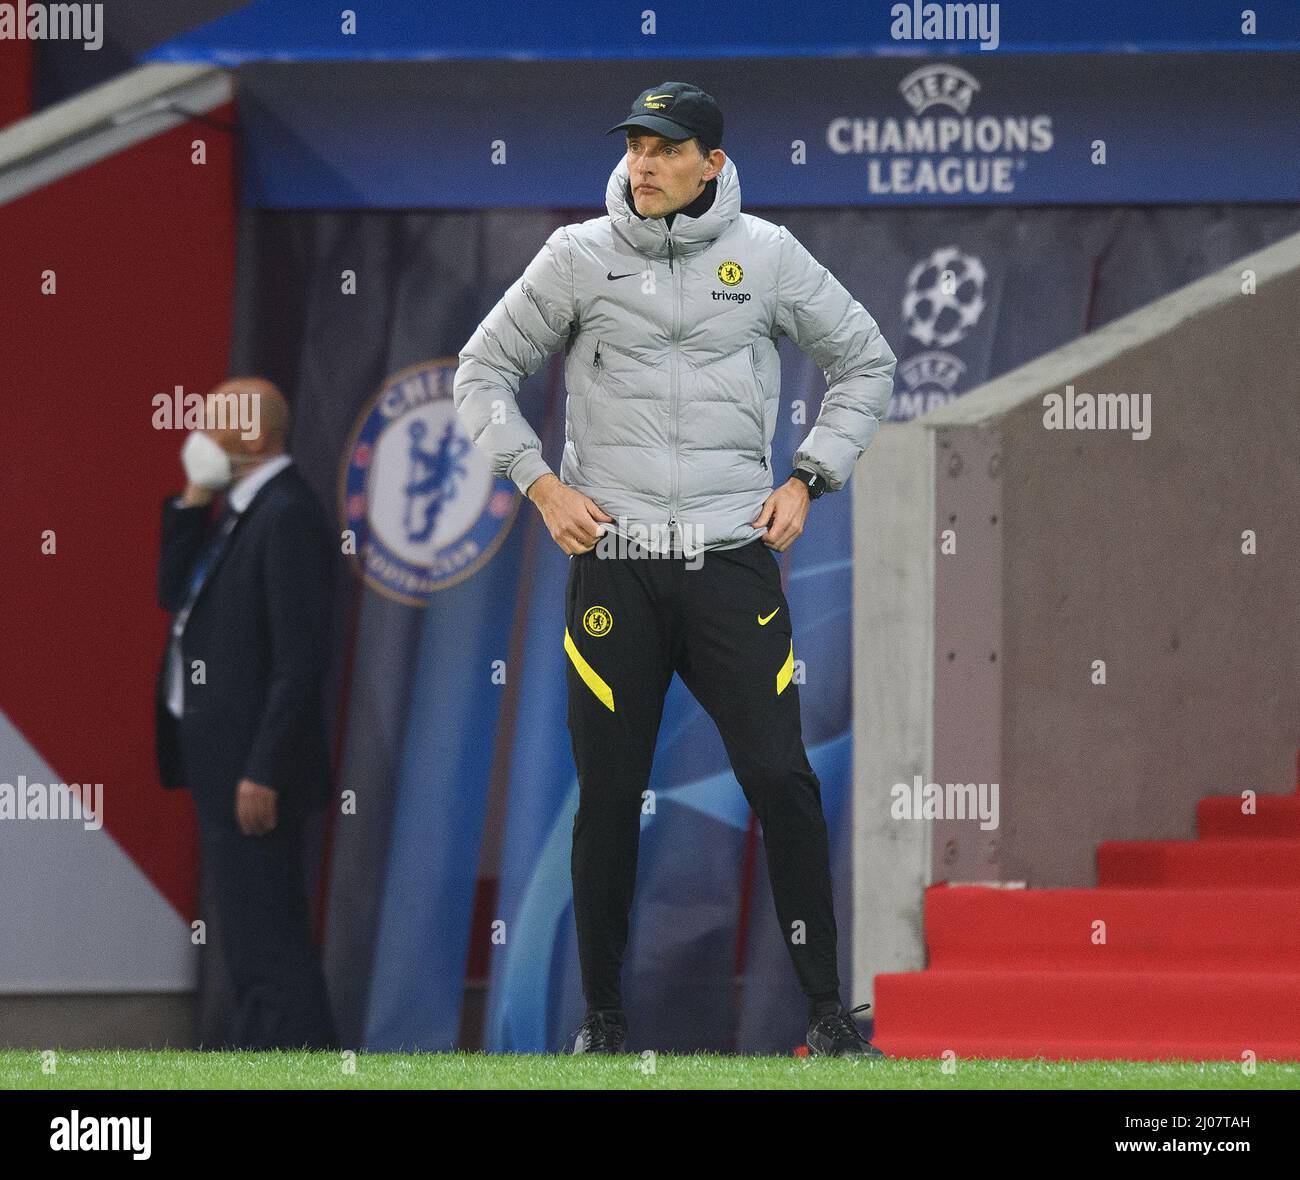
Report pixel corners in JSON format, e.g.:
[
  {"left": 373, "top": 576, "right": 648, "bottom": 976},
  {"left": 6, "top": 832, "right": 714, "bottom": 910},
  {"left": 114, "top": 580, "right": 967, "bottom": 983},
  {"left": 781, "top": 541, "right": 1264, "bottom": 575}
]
[{"left": 667, "top": 233, "right": 680, "bottom": 544}]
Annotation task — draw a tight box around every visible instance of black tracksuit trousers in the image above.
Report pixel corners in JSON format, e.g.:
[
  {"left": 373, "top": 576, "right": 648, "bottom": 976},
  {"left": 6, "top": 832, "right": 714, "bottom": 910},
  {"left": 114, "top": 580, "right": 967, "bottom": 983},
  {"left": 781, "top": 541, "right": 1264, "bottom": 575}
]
[{"left": 564, "top": 536, "right": 840, "bottom": 1012}]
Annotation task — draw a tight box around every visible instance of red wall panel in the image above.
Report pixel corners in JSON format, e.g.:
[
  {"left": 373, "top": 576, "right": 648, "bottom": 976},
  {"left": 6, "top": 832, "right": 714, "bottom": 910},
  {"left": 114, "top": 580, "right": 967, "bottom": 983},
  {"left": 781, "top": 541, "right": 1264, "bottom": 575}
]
[
  {"left": 0, "top": 36, "right": 31, "bottom": 128},
  {"left": 0, "top": 102, "right": 238, "bottom": 920}
]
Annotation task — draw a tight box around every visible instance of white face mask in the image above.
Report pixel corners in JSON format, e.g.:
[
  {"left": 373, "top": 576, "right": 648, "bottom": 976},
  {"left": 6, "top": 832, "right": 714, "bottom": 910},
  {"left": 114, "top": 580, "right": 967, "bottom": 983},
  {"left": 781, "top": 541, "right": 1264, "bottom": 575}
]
[{"left": 181, "top": 431, "right": 234, "bottom": 489}]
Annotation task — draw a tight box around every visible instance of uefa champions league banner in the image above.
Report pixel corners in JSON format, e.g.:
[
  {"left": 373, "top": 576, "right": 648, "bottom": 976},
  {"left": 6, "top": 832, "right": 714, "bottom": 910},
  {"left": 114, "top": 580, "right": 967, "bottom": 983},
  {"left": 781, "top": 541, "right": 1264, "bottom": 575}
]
[{"left": 231, "top": 53, "right": 1300, "bottom": 209}]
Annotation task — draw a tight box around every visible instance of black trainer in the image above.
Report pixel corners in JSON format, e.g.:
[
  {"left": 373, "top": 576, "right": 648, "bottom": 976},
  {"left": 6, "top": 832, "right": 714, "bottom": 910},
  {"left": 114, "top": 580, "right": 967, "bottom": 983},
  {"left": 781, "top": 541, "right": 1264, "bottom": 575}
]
[
  {"left": 806, "top": 1002, "right": 886, "bottom": 1059},
  {"left": 569, "top": 1009, "right": 627, "bottom": 1054}
]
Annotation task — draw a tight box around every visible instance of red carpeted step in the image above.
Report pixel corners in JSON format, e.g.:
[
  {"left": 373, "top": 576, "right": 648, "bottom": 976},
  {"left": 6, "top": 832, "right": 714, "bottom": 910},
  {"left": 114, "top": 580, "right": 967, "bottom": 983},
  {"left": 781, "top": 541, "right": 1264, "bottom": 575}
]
[
  {"left": 1198, "top": 793, "right": 1300, "bottom": 839},
  {"left": 869, "top": 1034, "right": 1300, "bottom": 1062},
  {"left": 872, "top": 969, "right": 1300, "bottom": 1061},
  {"left": 1097, "top": 839, "right": 1300, "bottom": 887},
  {"left": 923, "top": 884, "right": 1300, "bottom": 971}
]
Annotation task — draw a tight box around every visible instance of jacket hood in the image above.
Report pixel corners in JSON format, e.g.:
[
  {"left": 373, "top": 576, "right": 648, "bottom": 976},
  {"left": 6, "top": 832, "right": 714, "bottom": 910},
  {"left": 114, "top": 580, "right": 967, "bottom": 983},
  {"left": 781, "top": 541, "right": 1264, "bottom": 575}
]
[{"left": 605, "top": 153, "right": 741, "bottom": 260}]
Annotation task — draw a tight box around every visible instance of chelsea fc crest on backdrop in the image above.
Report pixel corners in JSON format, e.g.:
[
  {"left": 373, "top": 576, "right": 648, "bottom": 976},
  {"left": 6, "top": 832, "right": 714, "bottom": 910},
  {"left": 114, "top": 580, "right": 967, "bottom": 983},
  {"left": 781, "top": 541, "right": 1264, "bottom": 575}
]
[{"left": 340, "top": 359, "right": 518, "bottom": 606}]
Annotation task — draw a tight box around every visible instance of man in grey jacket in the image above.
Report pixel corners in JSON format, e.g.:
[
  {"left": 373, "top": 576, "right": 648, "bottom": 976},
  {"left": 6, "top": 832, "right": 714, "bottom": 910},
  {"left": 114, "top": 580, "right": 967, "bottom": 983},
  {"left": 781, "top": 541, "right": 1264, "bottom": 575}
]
[{"left": 454, "top": 82, "right": 896, "bottom": 1057}]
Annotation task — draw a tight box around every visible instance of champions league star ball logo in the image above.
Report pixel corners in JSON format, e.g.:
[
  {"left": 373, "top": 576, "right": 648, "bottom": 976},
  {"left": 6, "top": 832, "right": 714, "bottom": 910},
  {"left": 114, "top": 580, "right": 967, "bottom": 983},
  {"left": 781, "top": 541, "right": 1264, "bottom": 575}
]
[
  {"left": 887, "top": 245, "right": 987, "bottom": 422},
  {"left": 340, "top": 359, "right": 519, "bottom": 606},
  {"left": 902, "top": 245, "right": 987, "bottom": 349}
]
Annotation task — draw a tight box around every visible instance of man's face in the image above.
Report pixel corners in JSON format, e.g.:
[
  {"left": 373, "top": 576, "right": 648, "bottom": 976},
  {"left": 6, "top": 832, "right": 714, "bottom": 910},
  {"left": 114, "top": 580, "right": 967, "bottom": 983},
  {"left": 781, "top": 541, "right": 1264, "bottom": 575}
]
[
  {"left": 626, "top": 131, "right": 723, "bottom": 218},
  {"left": 201, "top": 389, "right": 265, "bottom": 465}
]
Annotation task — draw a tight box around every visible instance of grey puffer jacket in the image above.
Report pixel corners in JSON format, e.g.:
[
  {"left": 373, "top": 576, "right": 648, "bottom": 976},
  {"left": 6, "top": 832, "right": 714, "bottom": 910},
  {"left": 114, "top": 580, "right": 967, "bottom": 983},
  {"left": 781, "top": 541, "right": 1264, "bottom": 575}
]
[{"left": 453, "top": 153, "right": 897, "bottom": 556}]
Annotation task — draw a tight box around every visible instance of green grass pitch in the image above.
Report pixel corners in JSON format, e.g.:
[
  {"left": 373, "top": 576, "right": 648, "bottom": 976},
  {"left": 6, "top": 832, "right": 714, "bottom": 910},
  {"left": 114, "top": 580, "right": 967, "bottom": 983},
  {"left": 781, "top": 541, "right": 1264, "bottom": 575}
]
[{"left": 2, "top": 1051, "right": 1298, "bottom": 1090}]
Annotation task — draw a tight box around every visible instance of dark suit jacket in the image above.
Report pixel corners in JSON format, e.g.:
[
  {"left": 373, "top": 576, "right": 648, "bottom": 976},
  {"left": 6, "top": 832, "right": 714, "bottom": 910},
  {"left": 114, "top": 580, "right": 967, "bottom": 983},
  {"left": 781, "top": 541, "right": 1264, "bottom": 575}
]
[{"left": 155, "top": 464, "right": 335, "bottom": 820}]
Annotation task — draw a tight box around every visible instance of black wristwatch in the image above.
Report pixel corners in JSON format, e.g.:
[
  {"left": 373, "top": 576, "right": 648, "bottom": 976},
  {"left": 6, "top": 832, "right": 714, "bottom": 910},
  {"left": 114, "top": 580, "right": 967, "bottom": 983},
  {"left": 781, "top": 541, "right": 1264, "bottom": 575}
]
[{"left": 788, "top": 465, "right": 827, "bottom": 500}]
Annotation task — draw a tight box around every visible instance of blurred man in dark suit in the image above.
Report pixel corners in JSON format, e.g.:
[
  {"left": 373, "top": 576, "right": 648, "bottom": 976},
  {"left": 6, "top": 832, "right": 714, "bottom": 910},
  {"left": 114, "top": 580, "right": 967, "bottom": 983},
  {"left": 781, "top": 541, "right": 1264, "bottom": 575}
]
[{"left": 155, "top": 378, "right": 337, "bottom": 1050}]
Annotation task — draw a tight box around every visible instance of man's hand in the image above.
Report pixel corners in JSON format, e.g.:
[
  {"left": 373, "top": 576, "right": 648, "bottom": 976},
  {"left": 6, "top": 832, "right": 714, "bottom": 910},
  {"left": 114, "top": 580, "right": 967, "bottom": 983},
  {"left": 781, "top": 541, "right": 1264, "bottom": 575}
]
[
  {"left": 752, "top": 478, "right": 811, "bottom": 552},
  {"left": 235, "top": 778, "right": 278, "bottom": 836},
  {"left": 181, "top": 483, "right": 215, "bottom": 508},
  {"left": 528, "top": 474, "right": 614, "bottom": 555}
]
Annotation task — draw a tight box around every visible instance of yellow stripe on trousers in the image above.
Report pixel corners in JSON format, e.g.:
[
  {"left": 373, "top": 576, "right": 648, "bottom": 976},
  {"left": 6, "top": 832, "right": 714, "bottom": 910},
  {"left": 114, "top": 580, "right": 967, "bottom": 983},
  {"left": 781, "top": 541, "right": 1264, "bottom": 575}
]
[
  {"left": 777, "top": 640, "right": 794, "bottom": 695},
  {"left": 564, "top": 627, "right": 615, "bottom": 712}
]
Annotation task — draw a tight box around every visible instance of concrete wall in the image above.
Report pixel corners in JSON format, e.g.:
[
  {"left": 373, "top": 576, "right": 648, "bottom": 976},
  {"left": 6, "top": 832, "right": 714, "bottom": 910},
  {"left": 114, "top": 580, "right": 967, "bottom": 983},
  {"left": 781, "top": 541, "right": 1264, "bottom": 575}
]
[
  {"left": 851, "top": 421, "right": 933, "bottom": 1005},
  {"left": 0, "top": 995, "right": 194, "bottom": 1052},
  {"left": 931, "top": 423, "right": 1004, "bottom": 883},
  {"left": 931, "top": 229, "right": 1300, "bottom": 887},
  {"left": 853, "top": 228, "right": 1300, "bottom": 993}
]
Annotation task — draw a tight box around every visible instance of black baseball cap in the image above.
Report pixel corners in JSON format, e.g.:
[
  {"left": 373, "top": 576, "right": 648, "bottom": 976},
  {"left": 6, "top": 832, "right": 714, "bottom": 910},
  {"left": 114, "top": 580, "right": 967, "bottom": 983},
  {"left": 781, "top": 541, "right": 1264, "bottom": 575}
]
[{"left": 606, "top": 82, "right": 724, "bottom": 151}]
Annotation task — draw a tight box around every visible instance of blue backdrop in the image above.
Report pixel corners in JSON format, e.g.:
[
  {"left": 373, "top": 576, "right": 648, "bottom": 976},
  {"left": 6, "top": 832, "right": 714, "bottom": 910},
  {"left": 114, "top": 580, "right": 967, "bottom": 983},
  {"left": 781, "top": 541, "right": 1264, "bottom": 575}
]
[{"left": 149, "top": 0, "right": 1300, "bottom": 64}]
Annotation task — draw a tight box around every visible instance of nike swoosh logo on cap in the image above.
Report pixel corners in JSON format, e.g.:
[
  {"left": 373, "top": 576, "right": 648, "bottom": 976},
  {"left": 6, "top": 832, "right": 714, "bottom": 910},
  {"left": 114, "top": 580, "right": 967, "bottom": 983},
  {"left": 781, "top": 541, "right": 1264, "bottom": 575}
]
[{"left": 607, "top": 271, "right": 637, "bottom": 280}]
